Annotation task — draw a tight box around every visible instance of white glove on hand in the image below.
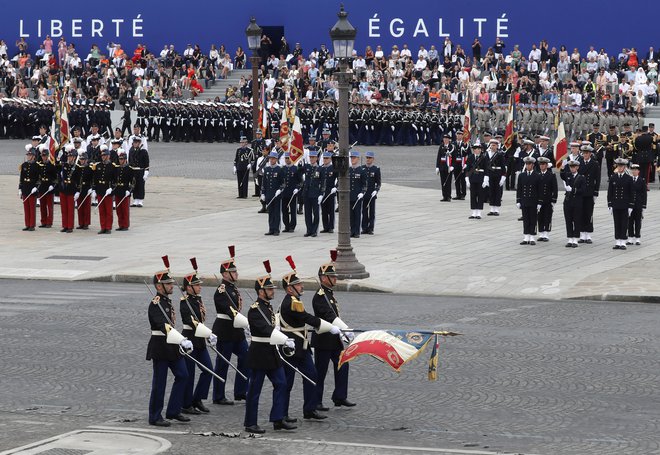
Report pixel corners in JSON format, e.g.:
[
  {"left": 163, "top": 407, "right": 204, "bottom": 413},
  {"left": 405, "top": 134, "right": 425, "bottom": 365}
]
[
  {"left": 449, "top": 166, "right": 454, "bottom": 172},
  {"left": 18, "top": 190, "right": 22, "bottom": 198},
  {"left": 31, "top": 187, "right": 38, "bottom": 194},
  {"left": 318, "top": 195, "right": 323, "bottom": 205},
  {"left": 48, "top": 185, "right": 54, "bottom": 192},
  {"left": 275, "top": 189, "right": 282, "bottom": 197},
  {"left": 593, "top": 196, "right": 598, "bottom": 202},
  {"left": 565, "top": 185, "right": 572, "bottom": 192},
  {"left": 628, "top": 208, "right": 633, "bottom": 216},
  {"left": 499, "top": 176, "right": 506, "bottom": 187},
  {"left": 551, "top": 202, "right": 555, "bottom": 207},
  {"left": 292, "top": 188, "right": 299, "bottom": 195},
  {"left": 92, "top": 190, "right": 97, "bottom": 199},
  {"left": 537, "top": 204, "right": 542, "bottom": 211},
  {"left": 482, "top": 177, "right": 489, "bottom": 188},
  {"left": 465, "top": 177, "right": 470, "bottom": 189},
  {"left": 371, "top": 190, "right": 377, "bottom": 198},
  {"left": 516, "top": 203, "right": 521, "bottom": 209},
  {"left": 329, "top": 325, "right": 341, "bottom": 335},
  {"left": 285, "top": 338, "right": 295, "bottom": 350},
  {"left": 180, "top": 339, "right": 193, "bottom": 351},
  {"left": 435, "top": 168, "right": 440, "bottom": 175},
  {"left": 105, "top": 188, "right": 112, "bottom": 196},
  {"left": 74, "top": 192, "right": 80, "bottom": 201},
  {"left": 233, "top": 166, "right": 237, "bottom": 175},
  {"left": 209, "top": 334, "right": 218, "bottom": 345},
  {"left": 143, "top": 170, "right": 149, "bottom": 180},
  {"left": 345, "top": 332, "right": 355, "bottom": 342},
  {"left": 330, "top": 187, "right": 337, "bottom": 194},
  {"left": 260, "top": 194, "right": 265, "bottom": 201},
  {"left": 357, "top": 193, "right": 364, "bottom": 200},
  {"left": 87, "top": 188, "right": 93, "bottom": 195},
  {"left": 125, "top": 190, "right": 131, "bottom": 197},
  {"left": 608, "top": 207, "right": 612, "bottom": 215}
]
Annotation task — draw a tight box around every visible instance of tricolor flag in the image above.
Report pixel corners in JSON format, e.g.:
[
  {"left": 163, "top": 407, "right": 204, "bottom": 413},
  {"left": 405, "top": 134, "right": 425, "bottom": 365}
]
[
  {"left": 554, "top": 121, "right": 567, "bottom": 168},
  {"left": 279, "top": 109, "right": 290, "bottom": 151},
  {"left": 503, "top": 93, "right": 516, "bottom": 149},
  {"left": 290, "top": 115, "right": 304, "bottom": 164},
  {"left": 339, "top": 330, "right": 435, "bottom": 374},
  {"left": 463, "top": 92, "right": 472, "bottom": 143},
  {"left": 59, "top": 94, "right": 70, "bottom": 147},
  {"left": 258, "top": 82, "right": 268, "bottom": 135}
]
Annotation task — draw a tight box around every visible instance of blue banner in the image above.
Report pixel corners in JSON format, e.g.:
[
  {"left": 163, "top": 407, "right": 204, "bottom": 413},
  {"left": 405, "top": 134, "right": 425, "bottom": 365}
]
[{"left": 1, "top": 1, "right": 655, "bottom": 60}]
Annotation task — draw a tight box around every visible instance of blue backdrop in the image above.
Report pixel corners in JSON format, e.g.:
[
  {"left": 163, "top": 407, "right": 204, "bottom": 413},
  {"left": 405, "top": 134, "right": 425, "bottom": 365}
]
[{"left": 2, "top": 0, "right": 656, "bottom": 60}]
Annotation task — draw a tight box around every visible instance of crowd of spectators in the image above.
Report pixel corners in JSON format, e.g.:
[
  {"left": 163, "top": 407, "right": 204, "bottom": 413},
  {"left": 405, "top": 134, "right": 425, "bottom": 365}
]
[{"left": 0, "top": 34, "right": 658, "bottom": 114}]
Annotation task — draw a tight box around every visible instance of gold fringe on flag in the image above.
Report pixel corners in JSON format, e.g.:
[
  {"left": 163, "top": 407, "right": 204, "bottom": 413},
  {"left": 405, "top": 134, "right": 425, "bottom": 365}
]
[{"left": 427, "top": 334, "right": 439, "bottom": 381}]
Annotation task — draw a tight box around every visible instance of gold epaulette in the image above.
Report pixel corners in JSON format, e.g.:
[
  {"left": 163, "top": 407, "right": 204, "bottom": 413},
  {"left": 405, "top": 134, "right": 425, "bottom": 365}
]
[
  {"left": 112, "top": 163, "right": 119, "bottom": 167},
  {"left": 90, "top": 163, "right": 97, "bottom": 171},
  {"left": 217, "top": 284, "right": 226, "bottom": 293},
  {"left": 291, "top": 296, "right": 305, "bottom": 313},
  {"left": 317, "top": 288, "right": 325, "bottom": 296},
  {"left": 18, "top": 164, "right": 21, "bottom": 172},
  {"left": 151, "top": 295, "right": 161, "bottom": 305},
  {"left": 250, "top": 301, "right": 259, "bottom": 309}
]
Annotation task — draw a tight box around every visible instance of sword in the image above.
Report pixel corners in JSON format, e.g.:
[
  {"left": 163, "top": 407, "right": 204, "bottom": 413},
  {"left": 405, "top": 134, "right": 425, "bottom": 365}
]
[
  {"left": 78, "top": 190, "right": 92, "bottom": 207},
  {"left": 321, "top": 189, "right": 337, "bottom": 204},
  {"left": 142, "top": 281, "right": 225, "bottom": 382},
  {"left": 94, "top": 192, "right": 110, "bottom": 211},
  {"left": 115, "top": 193, "right": 130, "bottom": 208},
  {"left": 21, "top": 192, "right": 36, "bottom": 203},
  {"left": 351, "top": 197, "right": 363, "bottom": 211},
  {"left": 286, "top": 191, "right": 298, "bottom": 208},
  {"left": 265, "top": 192, "right": 281, "bottom": 209},
  {"left": 37, "top": 187, "right": 53, "bottom": 201},
  {"left": 276, "top": 345, "right": 317, "bottom": 386}
]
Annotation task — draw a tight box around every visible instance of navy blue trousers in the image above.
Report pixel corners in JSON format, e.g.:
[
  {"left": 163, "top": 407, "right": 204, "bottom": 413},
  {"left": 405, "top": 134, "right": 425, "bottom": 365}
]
[
  {"left": 213, "top": 339, "right": 250, "bottom": 400},
  {"left": 314, "top": 348, "right": 349, "bottom": 403},
  {"left": 149, "top": 358, "right": 188, "bottom": 424},
  {"left": 321, "top": 194, "right": 335, "bottom": 231},
  {"left": 267, "top": 196, "right": 281, "bottom": 233},
  {"left": 361, "top": 196, "right": 376, "bottom": 232},
  {"left": 183, "top": 346, "right": 212, "bottom": 408},
  {"left": 304, "top": 197, "right": 320, "bottom": 235},
  {"left": 350, "top": 199, "right": 362, "bottom": 236},
  {"left": 283, "top": 350, "right": 319, "bottom": 415},
  {"left": 244, "top": 367, "right": 287, "bottom": 427}
]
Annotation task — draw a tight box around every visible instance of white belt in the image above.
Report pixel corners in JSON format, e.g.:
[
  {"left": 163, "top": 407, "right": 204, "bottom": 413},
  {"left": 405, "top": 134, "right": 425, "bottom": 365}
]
[
  {"left": 216, "top": 314, "right": 231, "bottom": 320},
  {"left": 151, "top": 330, "right": 165, "bottom": 336},
  {"left": 251, "top": 336, "right": 270, "bottom": 343},
  {"left": 281, "top": 326, "right": 305, "bottom": 333},
  {"left": 183, "top": 324, "right": 194, "bottom": 330}
]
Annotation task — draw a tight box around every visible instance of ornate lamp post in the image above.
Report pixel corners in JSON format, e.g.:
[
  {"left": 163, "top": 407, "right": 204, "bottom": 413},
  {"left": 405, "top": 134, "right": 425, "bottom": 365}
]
[
  {"left": 245, "top": 17, "right": 262, "bottom": 139},
  {"left": 330, "top": 5, "right": 368, "bottom": 279}
]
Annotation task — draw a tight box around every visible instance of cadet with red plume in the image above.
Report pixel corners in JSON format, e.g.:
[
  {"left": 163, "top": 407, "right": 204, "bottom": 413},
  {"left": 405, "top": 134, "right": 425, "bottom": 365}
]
[
  {"left": 212, "top": 245, "right": 251, "bottom": 406},
  {"left": 179, "top": 257, "right": 217, "bottom": 415},
  {"left": 279, "top": 255, "right": 341, "bottom": 421},
  {"left": 312, "top": 250, "right": 356, "bottom": 410},
  {"left": 147, "top": 259, "right": 192, "bottom": 427},
  {"left": 244, "top": 260, "right": 296, "bottom": 434}
]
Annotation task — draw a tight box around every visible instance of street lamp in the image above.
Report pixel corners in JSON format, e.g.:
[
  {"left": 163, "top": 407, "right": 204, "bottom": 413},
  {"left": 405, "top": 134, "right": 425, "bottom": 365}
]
[
  {"left": 330, "top": 4, "right": 369, "bottom": 279},
  {"left": 245, "top": 17, "right": 262, "bottom": 139}
]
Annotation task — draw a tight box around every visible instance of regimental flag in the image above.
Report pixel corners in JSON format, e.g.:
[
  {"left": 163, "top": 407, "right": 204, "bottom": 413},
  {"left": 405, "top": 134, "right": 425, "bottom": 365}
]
[
  {"left": 339, "top": 330, "right": 435, "bottom": 374},
  {"left": 463, "top": 91, "right": 472, "bottom": 143},
  {"left": 290, "top": 115, "right": 304, "bottom": 164},
  {"left": 554, "top": 120, "right": 567, "bottom": 168},
  {"left": 428, "top": 334, "right": 440, "bottom": 381},
  {"left": 503, "top": 93, "right": 516, "bottom": 149},
  {"left": 59, "top": 94, "right": 69, "bottom": 147},
  {"left": 258, "top": 82, "right": 268, "bottom": 135},
  {"left": 279, "top": 109, "right": 290, "bottom": 151}
]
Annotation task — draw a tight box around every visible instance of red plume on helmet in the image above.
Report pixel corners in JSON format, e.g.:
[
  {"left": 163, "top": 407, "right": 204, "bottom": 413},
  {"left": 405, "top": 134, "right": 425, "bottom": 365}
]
[
  {"left": 190, "top": 257, "right": 198, "bottom": 271},
  {"left": 285, "top": 255, "right": 296, "bottom": 271},
  {"left": 161, "top": 255, "right": 170, "bottom": 269},
  {"left": 228, "top": 245, "right": 235, "bottom": 259},
  {"left": 330, "top": 249, "right": 338, "bottom": 262},
  {"left": 263, "top": 260, "right": 271, "bottom": 274}
]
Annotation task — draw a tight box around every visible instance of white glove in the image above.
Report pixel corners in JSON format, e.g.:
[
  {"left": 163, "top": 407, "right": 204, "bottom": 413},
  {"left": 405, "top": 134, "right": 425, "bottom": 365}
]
[
  {"left": 329, "top": 325, "right": 341, "bottom": 335},
  {"left": 608, "top": 207, "right": 612, "bottom": 215},
  {"left": 330, "top": 187, "right": 337, "bottom": 194},
  {"left": 180, "top": 339, "right": 193, "bottom": 351},
  {"left": 31, "top": 187, "right": 38, "bottom": 194},
  {"left": 516, "top": 202, "right": 521, "bottom": 209},
  {"left": 275, "top": 189, "right": 282, "bottom": 197},
  {"left": 285, "top": 338, "right": 295, "bottom": 349},
  {"left": 499, "top": 176, "right": 506, "bottom": 187},
  {"left": 628, "top": 208, "right": 633, "bottom": 216},
  {"left": 87, "top": 188, "right": 93, "bottom": 195},
  {"left": 537, "top": 204, "right": 542, "bottom": 211},
  {"left": 260, "top": 194, "right": 265, "bottom": 201},
  {"left": 143, "top": 170, "right": 149, "bottom": 180},
  {"left": 125, "top": 190, "right": 130, "bottom": 197},
  {"left": 565, "top": 185, "right": 572, "bottom": 192},
  {"left": 435, "top": 167, "right": 440, "bottom": 175},
  {"left": 105, "top": 188, "right": 112, "bottom": 196},
  {"left": 357, "top": 193, "right": 364, "bottom": 200},
  {"left": 465, "top": 177, "right": 470, "bottom": 188},
  {"left": 209, "top": 334, "right": 218, "bottom": 345},
  {"left": 449, "top": 166, "right": 454, "bottom": 172},
  {"left": 318, "top": 195, "right": 323, "bottom": 205},
  {"left": 92, "top": 190, "right": 97, "bottom": 199},
  {"left": 18, "top": 190, "right": 22, "bottom": 198},
  {"left": 345, "top": 332, "right": 355, "bottom": 342},
  {"left": 551, "top": 202, "right": 555, "bottom": 207},
  {"left": 292, "top": 188, "right": 299, "bottom": 195},
  {"left": 371, "top": 190, "right": 377, "bottom": 198},
  {"left": 48, "top": 185, "right": 54, "bottom": 192},
  {"left": 74, "top": 192, "right": 80, "bottom": 201},
  {"left": 233, "top": 166, "right": 237, "bottom": 175},
  {"left": 482, "top": 176, "right": 489, "bottom": 188}
]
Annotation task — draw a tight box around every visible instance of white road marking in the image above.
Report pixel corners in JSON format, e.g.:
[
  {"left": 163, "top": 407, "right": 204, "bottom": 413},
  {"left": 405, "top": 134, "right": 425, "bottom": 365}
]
[
  {"left": 88, "top": 425, "right": 189, "bottom": 435},
  {"left": 0, "top": 268, "right": 87, "bottom": 279}
]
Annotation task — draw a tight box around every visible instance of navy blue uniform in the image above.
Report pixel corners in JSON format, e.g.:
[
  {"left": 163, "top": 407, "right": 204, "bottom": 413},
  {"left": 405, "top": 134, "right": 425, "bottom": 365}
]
[
  {"left": 578, "top": 157, "right": 601, "bottom": 235},
  {"left": 212, "top": 280, "right": 249, "bottom": 401},
  {"left": 234, "top": 146, "right": 254, "bottom": 198},
  {"left": 261, "top": 164, "right": 284, "bottom": 235},
  {"left": 628, "top": 175, "right": 647, "bottom": 239},
  {"left": 563, "top": 172, "right": 586, "bottom": 238},
  {"left": 516, "top": 170, "right": 542, "bottom": 235},
  {"left": 465, "top": 153, "right": 488, "bottom": 210},
  {"left": 302, "top": 163, "right": 325, "bottom": 236},
  {"left": 349, "top": 166, "right": 367, "bottom": 237},
  {"left": 281, "top": 164, "right": 302, "bottom": 232},
  {"left": 537, "top": 169, "right": 558, "bottom": 234},
  {"left": 321, "top": 164, "right": 337, "bottom": 232},
  {"left": 361, "top": 164, "right": 381, "bottom": 234},
  {"left": 180, "top": 294, "right": 212, "bottom": 410},
  {"left": 146, "top": 294, "right": 189, "bottom": 424},
  {"left": 607, "top": 172, "right": 633, "bottom": 241}
]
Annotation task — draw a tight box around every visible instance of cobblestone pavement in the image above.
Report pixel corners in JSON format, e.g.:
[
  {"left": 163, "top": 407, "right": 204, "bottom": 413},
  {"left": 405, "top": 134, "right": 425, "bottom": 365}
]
[{"left": 0, "top": 280, "right": 658, "bottom": 454}]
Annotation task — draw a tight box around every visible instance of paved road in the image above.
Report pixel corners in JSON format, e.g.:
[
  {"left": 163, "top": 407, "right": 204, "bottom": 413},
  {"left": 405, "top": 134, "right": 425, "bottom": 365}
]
[{"left": 0, "top": 280, "right": 658, "bottom": 455}]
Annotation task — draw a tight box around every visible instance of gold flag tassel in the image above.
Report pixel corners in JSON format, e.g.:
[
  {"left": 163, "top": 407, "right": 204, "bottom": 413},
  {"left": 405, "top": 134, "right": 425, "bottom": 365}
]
[{"left": 427, "top": 334, "right": 439, "bottom": 381}]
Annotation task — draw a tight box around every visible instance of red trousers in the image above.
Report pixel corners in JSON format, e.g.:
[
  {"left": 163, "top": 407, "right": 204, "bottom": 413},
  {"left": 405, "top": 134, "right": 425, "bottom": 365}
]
[
  {"left": 39, "top": 193, "right": 54, "bottom": 226},
  {"left": 23, "top": 194, "right": 36, "bottom": 228},
  {"left": 60, "top": 194, "right": 75, "bottom": 230},
  {"left": 98, "top": 195, "right": 113, "bottom": 230},
  {"left": 115, "top": 194, "right": 130, "bottom": 228},
  {"left": 77, "top": 195, "right": 91, "bottom": 227}
]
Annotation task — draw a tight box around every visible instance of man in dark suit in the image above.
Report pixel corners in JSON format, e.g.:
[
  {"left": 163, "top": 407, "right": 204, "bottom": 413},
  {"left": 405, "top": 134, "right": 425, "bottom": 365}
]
[
  {"left": 627, "top": 164, "right": 647, "bottom": 245},
  {"left": 536, "top": 157, "right": 558, "bottom": 241},
  {"left": 516, "top": 156, "right": 542, "bottom": 245},
  {"left": 608, "top": 158, "right": 634, "bottom": 250},
  {"left": 578, "top": 146, "right": 601, "bottom": 243},
  {"left": 563, "top": 160, "right": 586, "bottom": 248},
  {"left": 634, "top": 126, "right": 654, "bottom": 189}
]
